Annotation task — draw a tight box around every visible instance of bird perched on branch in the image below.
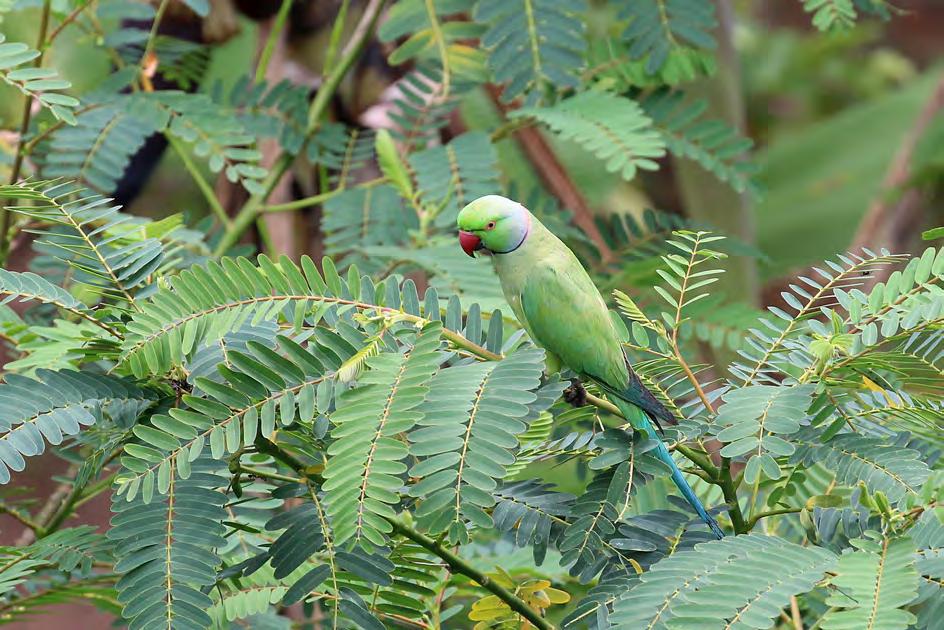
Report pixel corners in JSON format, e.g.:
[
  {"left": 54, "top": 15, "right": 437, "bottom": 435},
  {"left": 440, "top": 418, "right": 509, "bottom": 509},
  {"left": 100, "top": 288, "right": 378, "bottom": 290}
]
[{"left": 457, "top": 194, "right": 724, "bottom": 539}]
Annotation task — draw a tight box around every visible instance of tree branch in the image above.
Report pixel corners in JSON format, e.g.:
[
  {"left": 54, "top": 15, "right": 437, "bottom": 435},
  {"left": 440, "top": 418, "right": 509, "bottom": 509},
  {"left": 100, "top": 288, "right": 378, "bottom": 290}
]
[
  {"left": 387, "top": 519, "right": 554, "bottom": 630},
  {"left": 747, "top": 506, "right": 804, "bottom": 529},
  {"left": 851, "top": 70, "right": 944, "bottom": 287}
]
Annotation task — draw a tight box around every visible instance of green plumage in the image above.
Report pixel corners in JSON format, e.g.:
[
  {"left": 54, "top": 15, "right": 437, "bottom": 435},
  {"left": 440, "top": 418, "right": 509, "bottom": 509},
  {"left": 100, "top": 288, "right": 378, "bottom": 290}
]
[{"left": 458, "top": 195, "right": 724, "bottom": 538}]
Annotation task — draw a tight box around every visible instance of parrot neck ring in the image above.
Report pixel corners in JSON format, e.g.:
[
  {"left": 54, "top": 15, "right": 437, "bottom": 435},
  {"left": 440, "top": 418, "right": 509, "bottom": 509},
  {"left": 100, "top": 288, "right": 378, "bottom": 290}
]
[{"left": 458, "top": 213, "right": 531, "bottom": 257}]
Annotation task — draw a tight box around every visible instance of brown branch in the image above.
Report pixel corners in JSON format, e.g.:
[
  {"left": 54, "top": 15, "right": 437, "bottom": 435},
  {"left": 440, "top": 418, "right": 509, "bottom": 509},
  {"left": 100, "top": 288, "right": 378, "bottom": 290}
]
[
  {"left": 850, "top": 71, "right": 944, "bottom": 287},
  {"left": 486, "top": 86, "right": 615, "bottom": 263}
]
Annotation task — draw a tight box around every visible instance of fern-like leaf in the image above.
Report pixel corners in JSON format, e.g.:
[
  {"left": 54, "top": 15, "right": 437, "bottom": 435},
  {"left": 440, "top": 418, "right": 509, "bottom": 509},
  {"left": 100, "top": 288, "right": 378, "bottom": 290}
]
[
  {"left": 378, "top": 0, "right": 485, "bottom": 96},
  {"left": 408, "top": 347, "right": 546, "bottom": 545},
  {"left": 792, "top": 429, "right": 931, "bottom": 502},
  {"left": 40, "top": 101, "right": 161, "bottom": 194},
  {"left": 822, "top": 532, "right": 919, "bottom": 629},
  {"left": 619, "top": 0, "right": 717, "bottom": 74},
  {"left": 323, "top": 323, "right": 442, "bottom": 548},
  {"left": 730, "top": 249, "right": 906, "bottom": 385},
  {"left": 801, "top": 0, "right": 858, "bottom": 30},
  {"left": 116, "top": 331, "right": 354, "bottom": 499},
  {"left": 0, "top": 34, "right": 79, "bottom": 123},
  {"left": 0, "top": 369, "right": 150, "bottom": 484},
  {"left": 715, "top": 384, "right": 815, "bottom": 484},
  {"left": 511, "top": 91, "right": 666, "bottom": 182},
  {"left": 110, "top": 458, "right": 226, "bottom": 630},
  {"left": 322, "top": 184, "right": 417, "bottom": 271},
  {"left": 475, "top": 0, "right": 587, "bottom": 105},
  {"left": 1, "top": 180, "right": 165, "bottom": 306},
  {"left": 493, "top": 480, "right": 573, "bottom": 565},
  {"left": 611, "top": 535, "right": 837, "bottom": 628},
  {"left": 409, "top": 131, "right": 500, "bottom": 226},
  {"left": 643, "top": 90, "right": 758, "bottom": 194}
]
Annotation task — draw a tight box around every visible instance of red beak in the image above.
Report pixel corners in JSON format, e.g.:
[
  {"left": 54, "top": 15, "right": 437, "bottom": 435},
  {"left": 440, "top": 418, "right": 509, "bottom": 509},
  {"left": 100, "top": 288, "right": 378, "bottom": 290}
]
[{"left": 458, "top": 230, "right": 482, "bottom": 257}]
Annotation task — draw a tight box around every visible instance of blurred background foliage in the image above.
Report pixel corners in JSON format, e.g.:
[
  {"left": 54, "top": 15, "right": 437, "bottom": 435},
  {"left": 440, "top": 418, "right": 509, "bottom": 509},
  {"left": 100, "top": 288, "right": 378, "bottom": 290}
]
[{"left": 2, "top": 0, "right": 942, "bottom": 289}]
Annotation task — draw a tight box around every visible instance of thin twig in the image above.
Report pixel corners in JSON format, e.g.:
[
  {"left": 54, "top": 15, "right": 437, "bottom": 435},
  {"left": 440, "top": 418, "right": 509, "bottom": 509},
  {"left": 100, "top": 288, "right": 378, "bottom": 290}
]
[
  {"left": 0, "top": 502, "right": 43, "bottom": 532},
  {"left": 747, "top": 506, "right": 804, "bottom": 530},
  {"left": 46, "top": 0, "right": 92, "bottom": 44},
  {"left": 138, "top": 0, "right": 170, "bottom": 91},
  {"left": 387, "top": 520, "right": 554, "bottom": 630},
  {"left": 236, "top": 465, "right": 304, "bottom": 485},
  {"left": 262, "top": 177, "right": 386, "bottom": 213},
  {"left": 1, "top": 0, "right": 53, "bottom": 265}
]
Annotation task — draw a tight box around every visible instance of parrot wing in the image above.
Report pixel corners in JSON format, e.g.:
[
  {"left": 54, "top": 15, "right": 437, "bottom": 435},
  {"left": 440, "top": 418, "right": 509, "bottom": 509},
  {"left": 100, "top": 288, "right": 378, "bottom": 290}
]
[
  {"left": 519, "top": 262, "right": 678, "bottom": 431},
  {"left": 518, "top": 263, "right": 629, "bottom": 389}
]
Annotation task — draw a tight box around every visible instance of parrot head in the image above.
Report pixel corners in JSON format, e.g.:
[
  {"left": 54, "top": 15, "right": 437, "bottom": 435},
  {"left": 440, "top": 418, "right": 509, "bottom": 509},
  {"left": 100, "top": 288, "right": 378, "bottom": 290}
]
[{"left": 456, "top": 195, "right": 531, "bottom": 257}]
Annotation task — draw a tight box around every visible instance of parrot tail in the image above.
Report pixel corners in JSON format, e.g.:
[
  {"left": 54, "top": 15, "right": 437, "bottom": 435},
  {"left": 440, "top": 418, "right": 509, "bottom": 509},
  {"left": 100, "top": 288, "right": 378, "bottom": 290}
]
[{"left": 604, "top": 393, "right": 725, "bottom": 540}]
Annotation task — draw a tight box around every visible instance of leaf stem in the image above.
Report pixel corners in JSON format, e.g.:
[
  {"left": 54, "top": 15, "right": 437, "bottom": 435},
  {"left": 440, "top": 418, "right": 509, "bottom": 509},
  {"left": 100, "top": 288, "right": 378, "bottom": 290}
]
[
  {"left": 674, "top": 444, "right": 718, "bottom": 479},
  {"left": 236, "top": 465, "right": 304, "bottom": 485},
  {"left": 747, "top": 506, "right": 804, "bottom": 530},
  {"left": 46, "top": 0, "right": 92, "bottom": 45},
  {"left": 261, "top": 177, "right": 385, "bottom": 213},
  {"left": 254, "top": 0, "right": 294, "bottom": 84},
  {"left": 167, "top": 134, "right": 232, "bottom": 229},
  {"left": 138, "top": 0, "right": 170, "bottom": 90},
  {"left": 214, "top": 0, "right": 387, "bottom": 256},
  {"left": 322, "top": 0, "right": 350, "bottom": 76},
  {"left": 1, "top": 0, "right": 53, "bottom": 265},
  {"left": 719, "top": 456, "right": 748, "bottom": 534},
  {"left": 387, "top": 519, "right": 554, "bottom": 630},
  {"left": 0, "top": 502, "right": 43, "bottom": 531}
]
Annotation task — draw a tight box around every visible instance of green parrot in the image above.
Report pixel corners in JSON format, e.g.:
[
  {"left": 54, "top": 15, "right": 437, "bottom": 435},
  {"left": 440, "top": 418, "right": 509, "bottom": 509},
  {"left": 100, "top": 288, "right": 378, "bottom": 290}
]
[{"left": 457, "top": 194, "right": 724, "bottom": 539}]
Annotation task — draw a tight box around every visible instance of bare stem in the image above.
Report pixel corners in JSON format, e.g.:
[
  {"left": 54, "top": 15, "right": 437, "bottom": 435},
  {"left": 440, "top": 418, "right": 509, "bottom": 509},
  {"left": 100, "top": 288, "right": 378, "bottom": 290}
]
[
  {"left": 1, "top": 0, "right": 53, "bottom": 265},
  {"left": 254, "top": 0, "right": 294, "bottom": 84},
  {"left": 387, "top": 520, "right": 554, "bottom": 630}
]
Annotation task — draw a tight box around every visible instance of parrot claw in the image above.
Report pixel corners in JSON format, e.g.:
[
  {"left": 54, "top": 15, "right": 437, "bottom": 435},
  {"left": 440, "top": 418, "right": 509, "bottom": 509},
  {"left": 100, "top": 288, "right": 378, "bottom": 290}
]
[{"left": 563, "top": 379, "right": 587, "bottom": 407}]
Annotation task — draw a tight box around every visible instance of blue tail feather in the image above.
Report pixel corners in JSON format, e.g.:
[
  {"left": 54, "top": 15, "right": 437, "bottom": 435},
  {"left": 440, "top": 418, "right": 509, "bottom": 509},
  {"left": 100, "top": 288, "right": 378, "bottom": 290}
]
[
  {"left": 605, "top": 393, "right": 725, "bottom": 539},
  {"left": 656, "top": 439, "right": 725, "bottom": 539}
]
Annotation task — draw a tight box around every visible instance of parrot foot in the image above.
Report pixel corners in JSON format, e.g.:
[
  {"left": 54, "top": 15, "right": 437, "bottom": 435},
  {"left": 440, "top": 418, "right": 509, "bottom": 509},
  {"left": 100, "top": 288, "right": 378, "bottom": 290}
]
[{"left": 563, "top": 380, "right": 588, "bottom": 407}]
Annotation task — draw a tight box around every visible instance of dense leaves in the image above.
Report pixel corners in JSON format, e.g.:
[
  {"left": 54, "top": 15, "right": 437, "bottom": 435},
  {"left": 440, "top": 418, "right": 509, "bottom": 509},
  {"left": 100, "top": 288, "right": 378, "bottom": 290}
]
[{"left": 0, "top": 1, "right": 937, "bottom": 628}]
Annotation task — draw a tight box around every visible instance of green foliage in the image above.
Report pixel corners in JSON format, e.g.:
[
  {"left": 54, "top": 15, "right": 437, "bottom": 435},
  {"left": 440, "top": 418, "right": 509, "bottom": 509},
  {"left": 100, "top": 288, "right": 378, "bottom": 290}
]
[
  {"left": 822, "top": 532, "right": 919, "bottom": 629},
  {"left": 619, "top": 0, "right": 717, "bottom": 74},
  {"left": 0, "top": 34, "right": 78, "bottom": 124},
  {"left": 0, "top": 180, "right": 166, "bottom": 305},
  {"left": 792, "top": 430, "right": 931, "bottom": 502},
  {"left": 0, "top": 2, "right": 936, "bottom": 629},
  {"left": 378, "top": 0, "right": 484, "bottom": 92},
  {"left": 0, "top": 369, "right": 150, "bottom": 484},
  {"left": 109, "top": 459, "right": 227, "bottom": 630},
  {"left": 476, "top": 0, "right": 587, "bottom": 104},
  {"left": 512, "top": 91, "right": 666, "bottom": 181},
  {"left": 715, "top": 384, "right": 814, "bottom": 483},
  {"left": 323, "top": 324, "right": 441, "bottom": 548},
  {"left": 643, "top": 90, "right": 758, "bottom": 194},
  {"left": 410, "top": 347, "right": 547, "bottom": 545},
  {"left": 409, "top": 130, "right": 500, "bottom": 225},
  {"left": 611, "top": 535, "right": 837, "bottom": 628},
  {"left": 802, "top": 0, "right": 859, "bottom": 31}
]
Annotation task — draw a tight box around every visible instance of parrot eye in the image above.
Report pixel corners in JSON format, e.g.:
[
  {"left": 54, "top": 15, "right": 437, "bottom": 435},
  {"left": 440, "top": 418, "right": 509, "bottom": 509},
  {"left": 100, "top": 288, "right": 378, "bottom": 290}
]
[{"left": 486, "top": 221, "right": 496, "bottom": 230}]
